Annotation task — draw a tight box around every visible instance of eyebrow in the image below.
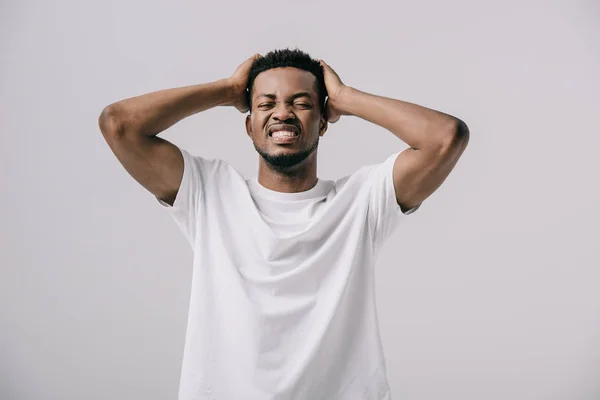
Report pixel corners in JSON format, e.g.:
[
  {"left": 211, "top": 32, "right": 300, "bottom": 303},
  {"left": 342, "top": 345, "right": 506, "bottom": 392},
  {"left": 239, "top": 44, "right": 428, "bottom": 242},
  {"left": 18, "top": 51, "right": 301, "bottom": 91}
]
[{"left": 255, "top": 92, "right": 313, "bottom": 101}]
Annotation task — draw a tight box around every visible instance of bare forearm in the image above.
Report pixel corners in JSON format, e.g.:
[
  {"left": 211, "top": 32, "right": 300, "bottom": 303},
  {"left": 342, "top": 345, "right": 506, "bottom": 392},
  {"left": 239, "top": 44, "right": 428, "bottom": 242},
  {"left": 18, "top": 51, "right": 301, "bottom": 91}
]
[
  {"left": 337, "top": 87, "right": 460, "bottom": 150},
  {"left": 99, "top": 79, "right": 235, "bottom": 138}
]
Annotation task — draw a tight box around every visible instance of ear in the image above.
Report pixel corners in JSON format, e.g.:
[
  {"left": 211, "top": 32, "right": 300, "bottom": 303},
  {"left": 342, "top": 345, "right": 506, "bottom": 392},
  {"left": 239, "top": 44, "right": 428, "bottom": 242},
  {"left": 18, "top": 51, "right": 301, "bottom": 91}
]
[
  {"left": 319, "top": 114, "right": 328, "bottom": 137},
  {"left": 245, "top": 114, "right": 253, "bottom": 138}
]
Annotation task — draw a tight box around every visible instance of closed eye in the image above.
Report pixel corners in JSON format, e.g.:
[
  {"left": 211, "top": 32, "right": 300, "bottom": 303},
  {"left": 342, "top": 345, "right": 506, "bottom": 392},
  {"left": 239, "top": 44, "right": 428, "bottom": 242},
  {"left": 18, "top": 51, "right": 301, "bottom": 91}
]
[
  {"left": 258, "top": 103, "right": 312, "bottom": 109},
  {"left": 257, "top": 102, "right": 312, "bottom": 108}
]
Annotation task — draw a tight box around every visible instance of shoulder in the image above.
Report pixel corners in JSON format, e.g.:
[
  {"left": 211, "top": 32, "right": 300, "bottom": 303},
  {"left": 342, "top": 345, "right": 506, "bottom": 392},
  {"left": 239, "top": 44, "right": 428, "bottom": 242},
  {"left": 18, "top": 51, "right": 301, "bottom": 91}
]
[
  {"left": 182, "top": 149, "right": 242, "bottom": 179},
  {"left": 333, "top": 152, "right": 401, "bottom": 190}
]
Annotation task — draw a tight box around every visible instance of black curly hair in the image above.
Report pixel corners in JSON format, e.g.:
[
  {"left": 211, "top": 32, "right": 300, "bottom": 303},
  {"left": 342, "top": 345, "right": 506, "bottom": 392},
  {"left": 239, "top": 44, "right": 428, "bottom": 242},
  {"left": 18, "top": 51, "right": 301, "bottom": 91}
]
[{"left": 245, "top": 48, "right": 327, "bottom": 115}]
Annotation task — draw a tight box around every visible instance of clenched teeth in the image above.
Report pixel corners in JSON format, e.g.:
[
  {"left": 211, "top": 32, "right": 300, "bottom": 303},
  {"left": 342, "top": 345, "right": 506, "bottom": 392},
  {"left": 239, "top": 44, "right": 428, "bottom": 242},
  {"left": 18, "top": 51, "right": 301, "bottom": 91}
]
[{"left": 271, "top": 131, "right": 298, "bottom": 138}]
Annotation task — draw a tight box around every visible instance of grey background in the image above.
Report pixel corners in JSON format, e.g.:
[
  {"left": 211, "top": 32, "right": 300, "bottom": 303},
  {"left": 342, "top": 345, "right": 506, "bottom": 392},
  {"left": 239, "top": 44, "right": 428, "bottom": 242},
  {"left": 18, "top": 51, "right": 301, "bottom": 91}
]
[{"left": 1, "top": 0, "right": 599, "bottom": 399}]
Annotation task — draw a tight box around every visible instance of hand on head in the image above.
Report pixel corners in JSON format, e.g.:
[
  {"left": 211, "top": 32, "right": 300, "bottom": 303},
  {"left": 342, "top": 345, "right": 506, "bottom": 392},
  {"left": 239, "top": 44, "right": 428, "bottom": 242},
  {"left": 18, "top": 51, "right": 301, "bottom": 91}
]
[
  {"left": 226, "top": 53, "right": 348, "bottom": 124},
  {"left": 228, "top": 53, "right": 263, "bottom": 113},
  {"left": 319, "top": 60, "right": 348, "bottom": 124}
]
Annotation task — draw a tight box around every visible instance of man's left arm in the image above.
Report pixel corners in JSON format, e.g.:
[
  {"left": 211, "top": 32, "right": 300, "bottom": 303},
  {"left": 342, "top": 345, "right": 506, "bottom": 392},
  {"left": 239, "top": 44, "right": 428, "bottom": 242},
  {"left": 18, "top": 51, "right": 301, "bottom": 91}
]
[{"left": 320, "top": 60, "right": 470, "bottom": 213}]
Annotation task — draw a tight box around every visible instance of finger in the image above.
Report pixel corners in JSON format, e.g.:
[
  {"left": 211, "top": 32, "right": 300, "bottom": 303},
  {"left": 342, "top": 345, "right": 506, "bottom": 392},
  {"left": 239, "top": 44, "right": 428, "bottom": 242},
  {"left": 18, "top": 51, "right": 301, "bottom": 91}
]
[
  {"left": 243, "top": 53, "right": 262, "bottom": 66},
  {"left": 320, "top": 60, "right": 340, "bottom": 81}
]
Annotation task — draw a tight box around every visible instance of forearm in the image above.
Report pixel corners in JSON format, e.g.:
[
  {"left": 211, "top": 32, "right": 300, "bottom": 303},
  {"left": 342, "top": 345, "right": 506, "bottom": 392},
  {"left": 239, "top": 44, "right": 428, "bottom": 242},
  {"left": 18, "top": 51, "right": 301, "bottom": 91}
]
[
  {"left": 99, "top": 78, "right": 235, "bottom": 138},
  {"left": 337, "top": 87, "right": 460, "bottom": 150}
]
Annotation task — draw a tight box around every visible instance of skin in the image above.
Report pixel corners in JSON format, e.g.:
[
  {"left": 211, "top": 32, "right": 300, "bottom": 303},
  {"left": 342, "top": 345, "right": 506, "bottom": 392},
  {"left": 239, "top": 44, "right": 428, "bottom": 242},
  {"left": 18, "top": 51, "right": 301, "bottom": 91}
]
[
  {"left": 244, "top": 67, "right": 328, "bottom": 193},
  {"left": 99, "top": 53, "right": 469, "bottom": 212},
  {"left": 317, "top": 60, "right": 470, "bottom": 212},
  {"left": 237, "top": 57, "right": 469, "bottom": 212}
]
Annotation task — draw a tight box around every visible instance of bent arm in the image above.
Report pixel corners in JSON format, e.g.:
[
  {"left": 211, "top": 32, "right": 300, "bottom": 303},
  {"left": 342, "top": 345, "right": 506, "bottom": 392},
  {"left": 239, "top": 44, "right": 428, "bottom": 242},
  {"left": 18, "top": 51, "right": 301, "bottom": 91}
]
[
  {"left": 97, "top": 79, "right": 237, "bottom": 206},
  {"left": 98, "top": 79, "right": 236, "bottom": 138},
  {"left": 335, "top": 87, "right": 469, "bottom": 211}
]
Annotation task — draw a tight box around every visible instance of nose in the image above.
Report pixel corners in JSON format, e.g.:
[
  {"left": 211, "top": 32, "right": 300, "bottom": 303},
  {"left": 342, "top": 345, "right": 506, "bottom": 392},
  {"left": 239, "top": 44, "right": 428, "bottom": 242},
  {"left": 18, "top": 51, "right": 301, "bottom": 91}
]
[{"left": 272, "top": 102, "right": 295, "bottom": 122}]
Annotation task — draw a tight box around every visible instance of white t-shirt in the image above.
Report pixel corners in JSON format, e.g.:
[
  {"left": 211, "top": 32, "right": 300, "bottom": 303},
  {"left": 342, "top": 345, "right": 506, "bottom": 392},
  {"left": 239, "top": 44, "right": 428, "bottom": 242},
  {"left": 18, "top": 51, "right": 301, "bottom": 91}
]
[{"left": 156, "top": 147, "right": 419, "bottom": 400}]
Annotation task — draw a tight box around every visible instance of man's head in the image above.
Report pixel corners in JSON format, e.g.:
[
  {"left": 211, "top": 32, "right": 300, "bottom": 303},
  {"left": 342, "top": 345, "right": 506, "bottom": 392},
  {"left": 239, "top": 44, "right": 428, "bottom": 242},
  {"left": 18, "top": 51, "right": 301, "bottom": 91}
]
[{"left": 245, "top": 48, "right": 328, "bottom": 174}]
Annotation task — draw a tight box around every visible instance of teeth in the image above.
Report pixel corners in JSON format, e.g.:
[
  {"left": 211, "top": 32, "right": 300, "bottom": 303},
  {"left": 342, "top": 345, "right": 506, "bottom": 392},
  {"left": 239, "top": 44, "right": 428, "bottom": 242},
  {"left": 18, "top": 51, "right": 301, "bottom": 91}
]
[{"left": 272, "top": 131, "right": 296, "bottom": 138}]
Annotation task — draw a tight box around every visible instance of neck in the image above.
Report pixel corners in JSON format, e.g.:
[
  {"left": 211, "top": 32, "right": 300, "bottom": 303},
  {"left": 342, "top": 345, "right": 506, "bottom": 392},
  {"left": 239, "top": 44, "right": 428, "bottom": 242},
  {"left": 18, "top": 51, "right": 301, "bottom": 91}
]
[{"left": 257, "top": 152, "right": 318, "bottom": 193}]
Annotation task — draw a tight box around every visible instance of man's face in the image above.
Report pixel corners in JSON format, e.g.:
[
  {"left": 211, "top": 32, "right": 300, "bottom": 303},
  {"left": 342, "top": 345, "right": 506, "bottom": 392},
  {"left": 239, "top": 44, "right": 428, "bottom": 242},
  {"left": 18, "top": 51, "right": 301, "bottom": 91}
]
[{"left": 245, "top": 67, "right": 327, "bottom": 172}]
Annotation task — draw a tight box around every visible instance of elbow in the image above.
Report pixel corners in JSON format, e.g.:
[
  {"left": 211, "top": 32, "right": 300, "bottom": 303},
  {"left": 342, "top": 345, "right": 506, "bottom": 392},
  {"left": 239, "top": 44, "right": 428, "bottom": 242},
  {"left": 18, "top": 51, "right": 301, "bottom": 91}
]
[
  {"left": 98, "top": 104, "right": 127, "bottom": 139},
  {"left": 454, "top": 118, "right": 470, "bottom": 143},
  {"left": 440, "top": 117, "right": 470, "bottom": 150}
]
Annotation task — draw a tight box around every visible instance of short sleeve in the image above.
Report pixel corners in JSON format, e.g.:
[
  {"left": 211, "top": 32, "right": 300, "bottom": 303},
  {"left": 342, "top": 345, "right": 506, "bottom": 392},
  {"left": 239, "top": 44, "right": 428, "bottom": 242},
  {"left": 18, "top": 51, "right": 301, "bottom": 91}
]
[
  {"left": 155, "top": 146, "right": 219, "bottom": 248},
  {"left": 368, "top": 152, "right": 420, "bottom": 249}
]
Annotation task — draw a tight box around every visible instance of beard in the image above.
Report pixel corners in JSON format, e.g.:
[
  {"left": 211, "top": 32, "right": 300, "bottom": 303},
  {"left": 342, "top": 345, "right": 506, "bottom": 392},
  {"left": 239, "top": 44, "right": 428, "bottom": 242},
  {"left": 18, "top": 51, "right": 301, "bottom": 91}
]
[{"left": 253, "top": 135, "right": 320, "bottom": 174}]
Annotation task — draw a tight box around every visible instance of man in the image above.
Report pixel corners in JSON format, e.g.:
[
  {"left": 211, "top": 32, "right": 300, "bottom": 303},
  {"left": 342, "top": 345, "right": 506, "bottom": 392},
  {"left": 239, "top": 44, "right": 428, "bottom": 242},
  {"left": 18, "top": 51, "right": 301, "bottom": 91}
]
[{"left": 98, "top": 48, "right": 469, "bottom": 399}]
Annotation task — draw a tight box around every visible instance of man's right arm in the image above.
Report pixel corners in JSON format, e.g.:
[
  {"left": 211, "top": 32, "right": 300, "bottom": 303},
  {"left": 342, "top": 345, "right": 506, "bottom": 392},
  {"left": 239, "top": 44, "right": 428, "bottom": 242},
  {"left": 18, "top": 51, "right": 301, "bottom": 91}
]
[
  {"left": 98, "top": 80, "right": 236, "bottom": 206},
  {"left": 97, "top": 54, "right": 261, "bottom": 206}
]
